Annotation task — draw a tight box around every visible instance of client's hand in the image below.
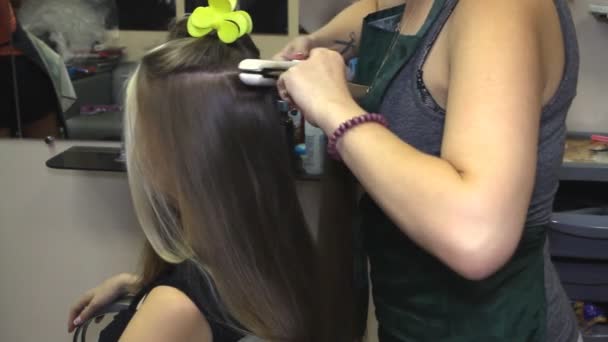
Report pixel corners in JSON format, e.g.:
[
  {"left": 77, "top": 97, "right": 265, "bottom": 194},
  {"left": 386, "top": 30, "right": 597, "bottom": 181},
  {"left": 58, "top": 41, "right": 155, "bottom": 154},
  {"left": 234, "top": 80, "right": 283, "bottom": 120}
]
[{"left": 68, "top": 273, "right": 138, "bottom": 333}]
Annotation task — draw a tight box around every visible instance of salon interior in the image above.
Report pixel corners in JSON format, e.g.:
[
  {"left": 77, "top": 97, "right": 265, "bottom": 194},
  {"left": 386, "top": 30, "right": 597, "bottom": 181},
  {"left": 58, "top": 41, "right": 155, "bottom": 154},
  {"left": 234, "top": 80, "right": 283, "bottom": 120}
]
[{"left": 1, "top": 0, "right": 608, "bottom": 341}]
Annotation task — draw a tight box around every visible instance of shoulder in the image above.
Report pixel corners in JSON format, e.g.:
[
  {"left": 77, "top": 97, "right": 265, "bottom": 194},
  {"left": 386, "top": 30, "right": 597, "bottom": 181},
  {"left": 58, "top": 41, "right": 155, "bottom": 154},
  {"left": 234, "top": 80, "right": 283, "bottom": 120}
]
[
  {"left": 445, "top": 0, "right": 559, "bottom": 87},
  {"left": 445, "top": 0, "right": 548, "bottom": 73},
  {"left": 144, "top": 285, "right": 205, "bottom": 319},
  {"left": 120, "top": 286, "right": 212, "bottom": 342},
  {"left": 449, "top": 0, "right": 542, "bottom": 33},
  {"left": 451, "top": 0, "right": 541, "bottom": 16}
]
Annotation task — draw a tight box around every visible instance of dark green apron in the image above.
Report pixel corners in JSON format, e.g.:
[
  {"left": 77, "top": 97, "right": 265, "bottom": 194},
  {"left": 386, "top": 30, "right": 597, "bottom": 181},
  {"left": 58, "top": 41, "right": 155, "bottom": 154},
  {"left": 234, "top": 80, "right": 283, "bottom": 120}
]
[
  {"left": 354, "top": 3, "right": 548, "bottom": 341},
  {"left": 354, "top": 2, "right": 442, "bottom": 112}
]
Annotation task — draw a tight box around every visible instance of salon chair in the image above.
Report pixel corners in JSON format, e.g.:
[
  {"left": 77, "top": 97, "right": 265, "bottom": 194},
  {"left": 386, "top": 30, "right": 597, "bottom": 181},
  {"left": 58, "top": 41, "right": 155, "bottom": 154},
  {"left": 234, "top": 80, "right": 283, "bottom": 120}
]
[
  {"left": 63, "top": 63, "right": 137, "bottom": 141},
  {"left": 72, "top": 295, "right": 133, "bottom": 342},
  {"left": 72, "top": 296, "right": 261, "bottom": 342}
]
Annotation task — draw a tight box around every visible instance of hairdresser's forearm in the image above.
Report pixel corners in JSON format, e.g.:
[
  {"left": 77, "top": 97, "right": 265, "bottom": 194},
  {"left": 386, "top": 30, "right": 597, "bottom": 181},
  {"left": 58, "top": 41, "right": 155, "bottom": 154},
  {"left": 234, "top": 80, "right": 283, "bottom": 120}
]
[
  {"left": 320, "top": 103, "right": 512, "bottom": 280},
  {"left": 309, "top": 0, "right": 378, "bottom": 58}
]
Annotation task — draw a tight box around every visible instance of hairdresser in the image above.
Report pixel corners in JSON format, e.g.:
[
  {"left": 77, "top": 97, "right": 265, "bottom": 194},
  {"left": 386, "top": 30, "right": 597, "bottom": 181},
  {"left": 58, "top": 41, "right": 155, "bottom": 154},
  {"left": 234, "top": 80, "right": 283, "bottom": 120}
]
[
  {"left": 0, "top": 0, "right": 73, "bottom": 138},
  {"left": 277, "top": 0, "right": 581, "bottom": 341}
]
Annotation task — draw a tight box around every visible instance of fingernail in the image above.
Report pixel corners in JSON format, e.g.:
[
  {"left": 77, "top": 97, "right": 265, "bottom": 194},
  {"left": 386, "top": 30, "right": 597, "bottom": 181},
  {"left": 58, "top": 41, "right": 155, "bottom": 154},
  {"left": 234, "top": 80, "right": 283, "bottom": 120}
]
[
  {"left": 291, "top": 52, "right": 306, "bottom": 60},
  {"left": 73, "top": 317, "right": 82, "bottom": 326}
]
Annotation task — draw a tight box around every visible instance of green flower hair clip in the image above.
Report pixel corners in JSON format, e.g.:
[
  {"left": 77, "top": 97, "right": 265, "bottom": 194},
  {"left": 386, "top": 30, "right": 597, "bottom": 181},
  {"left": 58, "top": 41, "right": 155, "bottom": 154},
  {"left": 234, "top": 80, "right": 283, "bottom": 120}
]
[{"left": 187, "top": 0, "right": 253, "bottom": 44}]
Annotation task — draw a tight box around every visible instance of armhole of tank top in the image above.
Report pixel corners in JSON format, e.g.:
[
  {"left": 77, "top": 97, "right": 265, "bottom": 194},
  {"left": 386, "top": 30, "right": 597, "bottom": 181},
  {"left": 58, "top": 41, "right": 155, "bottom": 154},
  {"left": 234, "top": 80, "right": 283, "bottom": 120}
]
[
  {"left": 135, "top": 294, "right": 149, "bottom": 311},
  {"left": 414, "top": 1, "right": 457, "bottom": 118},
  {"left": 541, "top": 0, "right": 577, "bottom": 113}
]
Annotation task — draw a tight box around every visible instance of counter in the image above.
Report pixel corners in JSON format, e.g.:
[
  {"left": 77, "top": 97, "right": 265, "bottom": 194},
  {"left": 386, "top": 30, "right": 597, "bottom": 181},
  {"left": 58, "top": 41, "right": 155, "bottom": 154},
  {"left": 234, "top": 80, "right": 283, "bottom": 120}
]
[{"left": 561, "top": 137, "right": 608, "bottom": 182}]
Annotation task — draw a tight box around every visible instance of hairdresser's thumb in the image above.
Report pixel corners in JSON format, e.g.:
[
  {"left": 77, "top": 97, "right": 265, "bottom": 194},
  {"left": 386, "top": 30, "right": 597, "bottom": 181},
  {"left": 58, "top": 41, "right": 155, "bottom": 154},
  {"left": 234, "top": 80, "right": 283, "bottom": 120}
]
[{"left": 274, "top": 36, "right": 314, "bottom": 61}]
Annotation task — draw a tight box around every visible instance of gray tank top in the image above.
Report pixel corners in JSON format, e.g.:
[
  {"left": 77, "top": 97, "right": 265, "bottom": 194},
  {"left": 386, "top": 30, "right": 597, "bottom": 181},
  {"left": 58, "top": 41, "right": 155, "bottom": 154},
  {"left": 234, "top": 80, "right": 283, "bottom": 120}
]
[{"left": 377, "top": 0, "right": 580, "bottom": 340}]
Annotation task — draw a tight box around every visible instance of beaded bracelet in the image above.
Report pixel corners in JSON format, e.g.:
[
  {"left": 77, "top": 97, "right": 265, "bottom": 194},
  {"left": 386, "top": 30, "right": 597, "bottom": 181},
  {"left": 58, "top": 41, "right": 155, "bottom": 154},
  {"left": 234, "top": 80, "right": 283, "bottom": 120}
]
[{"left": 327, "top": 113, "right": 388, "bottom": 160}]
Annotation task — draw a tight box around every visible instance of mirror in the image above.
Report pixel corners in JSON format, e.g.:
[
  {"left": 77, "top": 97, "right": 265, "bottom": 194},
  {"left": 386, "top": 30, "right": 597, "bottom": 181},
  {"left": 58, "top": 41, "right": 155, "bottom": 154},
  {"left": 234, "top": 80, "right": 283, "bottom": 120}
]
[
  {"left": 116, "top": 1, "right": 175, "bottom": 31},
  {"left": 2, "top": 0, "right": 289, "bottom": 142},
  {"left": 299, "top": 0, "right": 353, "bottom": 34}
]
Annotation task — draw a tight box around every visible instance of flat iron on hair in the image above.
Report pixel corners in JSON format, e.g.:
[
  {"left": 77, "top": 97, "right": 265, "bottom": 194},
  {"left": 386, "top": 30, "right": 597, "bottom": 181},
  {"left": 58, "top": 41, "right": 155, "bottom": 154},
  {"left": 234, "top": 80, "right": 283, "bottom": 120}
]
[
  {"left": 238, "top": 59, "right": 369, "bottom": 100},
  {"left": 238, "top": 59, "right": 300, "bottom": 87}
]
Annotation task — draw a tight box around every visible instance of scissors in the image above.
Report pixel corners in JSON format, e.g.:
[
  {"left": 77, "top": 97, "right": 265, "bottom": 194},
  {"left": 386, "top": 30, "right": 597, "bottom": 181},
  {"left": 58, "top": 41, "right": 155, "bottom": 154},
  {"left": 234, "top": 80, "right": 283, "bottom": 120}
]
[{"left": 238, "top": 59, "right": 369, "bottom": 100}]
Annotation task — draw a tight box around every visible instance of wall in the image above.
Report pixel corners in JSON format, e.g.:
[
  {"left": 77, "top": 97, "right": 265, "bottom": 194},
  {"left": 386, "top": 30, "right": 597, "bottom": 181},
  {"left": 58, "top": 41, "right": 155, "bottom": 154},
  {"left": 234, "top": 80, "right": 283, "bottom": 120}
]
[
  {"left": 299, "top": 0, "right": 354, "bottom": 33},
  {"left": 567, "top": 0, "right": 608, "bottom": 132},
  {"left": 0, "top": 140, "right": 142, "bottom": 342}
]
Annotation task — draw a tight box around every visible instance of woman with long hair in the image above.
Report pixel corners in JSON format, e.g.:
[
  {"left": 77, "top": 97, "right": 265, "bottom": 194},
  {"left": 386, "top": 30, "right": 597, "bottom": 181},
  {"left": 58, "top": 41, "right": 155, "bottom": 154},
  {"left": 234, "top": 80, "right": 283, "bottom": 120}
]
[{"left": 67, "top": 13, "right": 355, "bottom": 341}]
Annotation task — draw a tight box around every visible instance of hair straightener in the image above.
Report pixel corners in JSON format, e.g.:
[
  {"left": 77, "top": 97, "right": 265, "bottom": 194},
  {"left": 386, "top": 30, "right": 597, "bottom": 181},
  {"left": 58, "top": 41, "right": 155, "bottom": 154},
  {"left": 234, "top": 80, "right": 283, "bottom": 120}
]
[
  {"left": 238, "top": 59, "right": 368, "bottom": 100},
  {"left": 238, "top": 59, "right": 299, "bottom": 87}
]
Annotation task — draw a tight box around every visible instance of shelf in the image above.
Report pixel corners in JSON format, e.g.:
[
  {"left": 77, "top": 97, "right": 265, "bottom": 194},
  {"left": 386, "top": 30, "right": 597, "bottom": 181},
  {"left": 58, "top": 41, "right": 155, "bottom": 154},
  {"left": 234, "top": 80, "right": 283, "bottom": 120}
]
[
  {"left": 46, "top": 146, "right": 324, "bottom": 181},
  {"left": 590, "top": 4, "right": 608, "bottom": 21},
  {"left": 46, "top": 146, "right": 125, "bottom": 172},
  {"left": 562, "top": 134, "right": 608, "bottom": 182}
]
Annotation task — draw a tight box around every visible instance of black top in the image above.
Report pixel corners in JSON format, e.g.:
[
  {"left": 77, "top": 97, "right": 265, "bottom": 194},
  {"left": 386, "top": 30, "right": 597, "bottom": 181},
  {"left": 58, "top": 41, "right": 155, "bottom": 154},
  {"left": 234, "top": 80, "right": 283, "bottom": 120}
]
[{"left": 99, "top": 262, "right": 245, "bottom": 342}]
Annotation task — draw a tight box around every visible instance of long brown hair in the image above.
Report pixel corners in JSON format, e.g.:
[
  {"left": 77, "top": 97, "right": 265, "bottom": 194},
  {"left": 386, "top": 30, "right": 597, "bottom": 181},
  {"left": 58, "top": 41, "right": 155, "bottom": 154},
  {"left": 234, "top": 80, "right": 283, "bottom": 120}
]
[
  {"left": 317, "top": 158, "right": 359, "bottom": 340},
  {"left": 125, "top": 34, "right": 334, "bottom": 340}
]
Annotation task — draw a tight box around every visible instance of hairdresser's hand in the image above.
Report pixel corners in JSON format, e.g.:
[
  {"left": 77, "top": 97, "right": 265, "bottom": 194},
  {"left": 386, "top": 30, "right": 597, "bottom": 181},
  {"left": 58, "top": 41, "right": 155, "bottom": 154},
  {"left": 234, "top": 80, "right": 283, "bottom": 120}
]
[
  {"left": 278, "top": 48, "right": 362, "bottom": 134},
  {"left": 273, "top": 35, "right": 319, "bottom": 61},
  {"left": 67, "top": 273, "right": 138, "bottom": 333}
]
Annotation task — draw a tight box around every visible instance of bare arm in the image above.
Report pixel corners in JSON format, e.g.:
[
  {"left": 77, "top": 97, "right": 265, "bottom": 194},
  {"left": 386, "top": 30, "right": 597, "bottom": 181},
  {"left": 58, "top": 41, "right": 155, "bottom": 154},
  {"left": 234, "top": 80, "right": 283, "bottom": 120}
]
[
  {"left": 120, "top": 286, "right": 212, "bottom": 342},
  {"left": 335, "top": 0, "right": 544, "bottom": 280},
  {"left": 275, "top": 0, "right": 379, "bottom": 61},
  {"left": 280, "top": 0, "right": 548, "bottom": 280},
  {"left": 309, "top": 0, "right": 378, "bottom": 58}
]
